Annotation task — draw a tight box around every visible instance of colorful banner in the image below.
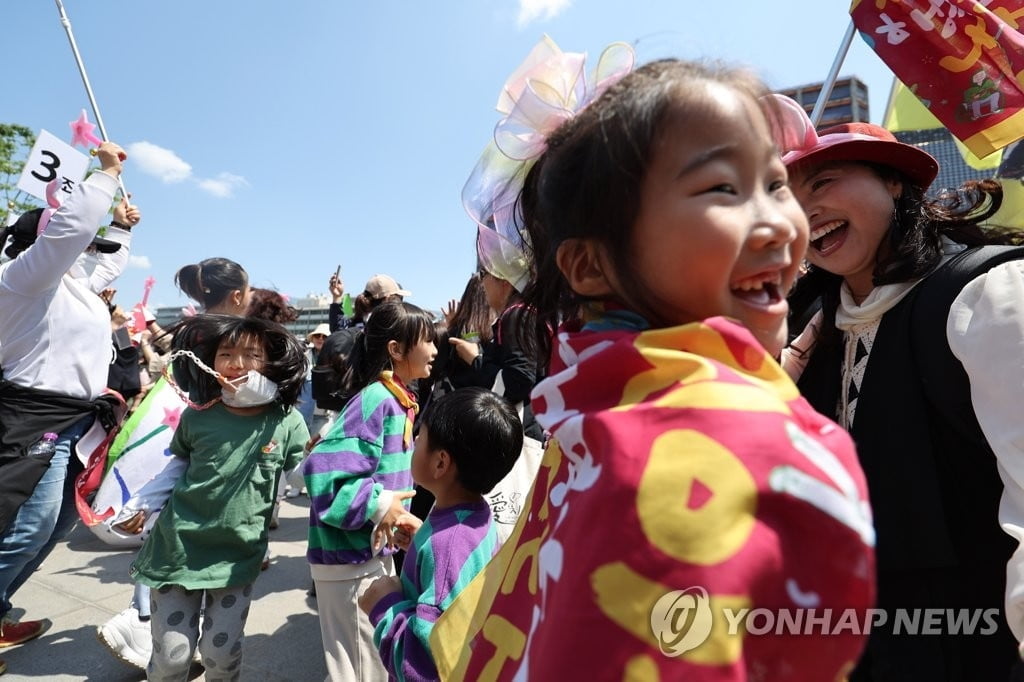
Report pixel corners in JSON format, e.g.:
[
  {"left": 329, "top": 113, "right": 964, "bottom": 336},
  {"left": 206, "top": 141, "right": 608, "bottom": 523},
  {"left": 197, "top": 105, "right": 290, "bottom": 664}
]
[
  {"left": 884, "top": 80, "right": 1003, "bottom": 170},
  {"left": 83, "top": 378, "right": 184, "bottom": 548},
  {"left": 431, "top": 318, "right": 875, "bottom": 680},
  {"left": 852, "top": 0, "right": 1024, "bottom": 158}
]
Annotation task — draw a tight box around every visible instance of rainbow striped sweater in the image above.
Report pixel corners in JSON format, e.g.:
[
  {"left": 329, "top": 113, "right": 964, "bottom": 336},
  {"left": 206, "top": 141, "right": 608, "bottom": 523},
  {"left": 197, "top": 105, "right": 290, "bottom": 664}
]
[
  {"left": 370, "top": 501, "right": 497, "bottom": 681},
  {"left": 304, "top": 376, "right": 416, "bottom": 566}
]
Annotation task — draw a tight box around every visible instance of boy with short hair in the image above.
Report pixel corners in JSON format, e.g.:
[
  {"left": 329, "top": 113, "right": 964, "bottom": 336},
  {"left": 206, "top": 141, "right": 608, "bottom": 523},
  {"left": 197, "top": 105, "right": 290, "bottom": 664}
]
[{"left": 358, "top": 387, "right": 522, "bottom": 681}]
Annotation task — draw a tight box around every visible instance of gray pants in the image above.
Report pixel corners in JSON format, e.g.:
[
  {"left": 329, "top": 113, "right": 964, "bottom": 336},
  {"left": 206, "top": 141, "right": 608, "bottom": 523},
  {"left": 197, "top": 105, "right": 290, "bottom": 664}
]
[
  {"left": 314, "top": 556, "right": 392, "bottom": 682},
  {"left": 148, "top": 582, "right": 254, "bottom": 682}
]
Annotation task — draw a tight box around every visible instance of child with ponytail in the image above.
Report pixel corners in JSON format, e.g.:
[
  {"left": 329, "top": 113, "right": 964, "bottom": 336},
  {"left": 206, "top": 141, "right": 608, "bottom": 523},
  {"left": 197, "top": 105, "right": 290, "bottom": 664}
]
[{"left": 303, "top": 300, "right": 437, "bottom": 682}]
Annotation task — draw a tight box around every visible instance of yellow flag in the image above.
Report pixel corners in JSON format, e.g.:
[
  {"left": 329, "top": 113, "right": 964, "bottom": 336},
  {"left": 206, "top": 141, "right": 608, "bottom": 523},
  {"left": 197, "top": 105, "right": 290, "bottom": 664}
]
[
  {"left": 884, "top": 80, "right": 1002, "bottom": 171},
  {"left": 986, "top": 178, "right": 1024, "bottom": 230}
]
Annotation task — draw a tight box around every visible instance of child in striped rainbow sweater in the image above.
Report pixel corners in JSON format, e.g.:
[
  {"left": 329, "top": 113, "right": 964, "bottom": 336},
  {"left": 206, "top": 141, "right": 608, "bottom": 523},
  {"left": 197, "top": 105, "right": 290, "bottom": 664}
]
[
  {"left": 304, "top": 301, "right": 438, "bottom": 682},
  {"left": 359, "top": 387, "right": 522, "bottom": 682}
]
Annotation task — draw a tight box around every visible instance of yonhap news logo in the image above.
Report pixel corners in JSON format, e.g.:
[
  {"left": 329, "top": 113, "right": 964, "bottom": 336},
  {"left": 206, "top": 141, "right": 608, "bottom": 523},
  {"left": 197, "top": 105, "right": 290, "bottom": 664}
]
[
  {"left": 650, "top": 586, "right": 1000, "bottom": 657},
  {"left": 650, "top": 587, "right": 715, "bottom": 656}
]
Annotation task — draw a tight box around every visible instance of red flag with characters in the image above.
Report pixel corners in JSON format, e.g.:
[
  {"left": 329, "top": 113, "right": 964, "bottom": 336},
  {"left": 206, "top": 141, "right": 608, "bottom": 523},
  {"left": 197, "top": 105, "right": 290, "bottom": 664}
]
[
  {"left": 431, "top": 316, "right": 875, "bottom": 681},
  {"left": 851, "top": 0, "right": 1024, "bottom": 157}
]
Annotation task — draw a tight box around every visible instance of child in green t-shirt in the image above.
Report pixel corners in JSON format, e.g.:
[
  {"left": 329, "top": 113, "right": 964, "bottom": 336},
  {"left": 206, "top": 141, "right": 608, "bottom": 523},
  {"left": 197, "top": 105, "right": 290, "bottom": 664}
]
[{"left": 130, "top": 314, "right": 310, "bottom": 679}]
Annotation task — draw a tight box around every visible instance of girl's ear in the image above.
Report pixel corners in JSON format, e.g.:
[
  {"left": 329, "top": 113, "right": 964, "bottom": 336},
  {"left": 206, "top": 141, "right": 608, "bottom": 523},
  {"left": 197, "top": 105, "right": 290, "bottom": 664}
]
[
  {"left": 556, "top": 238, "right": 615, "bottom": 298},
  {"left": 230, "top": 289, "right": 245, "bottom": 309},
  {"left": 386, "top": 339, "right": 403, "bottom": 362}
]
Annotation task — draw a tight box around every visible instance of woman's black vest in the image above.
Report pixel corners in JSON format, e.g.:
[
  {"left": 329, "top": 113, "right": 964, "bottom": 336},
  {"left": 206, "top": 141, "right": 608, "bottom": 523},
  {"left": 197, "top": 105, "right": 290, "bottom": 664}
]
[{"left": 798, "top": 246, "right": 1024, "bottom": 680}]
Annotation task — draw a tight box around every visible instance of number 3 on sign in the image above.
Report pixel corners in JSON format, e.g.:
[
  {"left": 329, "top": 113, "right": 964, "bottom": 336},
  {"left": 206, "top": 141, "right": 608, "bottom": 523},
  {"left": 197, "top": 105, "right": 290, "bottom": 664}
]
[{"left": 16, "top": 130, "right": 90, "bottom": 204}]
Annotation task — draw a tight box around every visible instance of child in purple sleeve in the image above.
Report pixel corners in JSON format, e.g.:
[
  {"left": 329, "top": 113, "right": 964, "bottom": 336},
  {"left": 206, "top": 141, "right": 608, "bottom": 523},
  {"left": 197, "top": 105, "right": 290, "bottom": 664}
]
[{"left": 359, "top": 387, "right": 523, "bottom": 681}]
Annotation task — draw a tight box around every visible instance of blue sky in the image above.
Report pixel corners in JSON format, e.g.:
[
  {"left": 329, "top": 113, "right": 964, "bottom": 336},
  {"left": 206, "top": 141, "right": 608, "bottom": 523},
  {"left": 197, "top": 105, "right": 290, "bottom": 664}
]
[{"left": 4, "top": 1, "right": 897, "bottom": 314}]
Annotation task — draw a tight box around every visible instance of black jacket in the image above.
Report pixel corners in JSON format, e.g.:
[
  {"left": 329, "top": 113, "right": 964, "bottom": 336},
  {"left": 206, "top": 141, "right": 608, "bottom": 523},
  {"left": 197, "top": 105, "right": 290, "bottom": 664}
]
[
  {"left": 311, "top": 328, "right": 359, "bottom": 411},
  {"left": 0, "top": 380, "right": 119, "bottom": 534},
  {"left": 477, "top": 305, "right": 544, "bottom": 441}
]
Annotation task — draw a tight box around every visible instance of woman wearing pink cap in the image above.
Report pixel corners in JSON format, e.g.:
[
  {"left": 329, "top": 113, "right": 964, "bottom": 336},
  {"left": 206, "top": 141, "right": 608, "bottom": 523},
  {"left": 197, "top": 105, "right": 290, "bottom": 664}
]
[{"left": 775, "top": 94, "right": 1024, "bottom": 680}]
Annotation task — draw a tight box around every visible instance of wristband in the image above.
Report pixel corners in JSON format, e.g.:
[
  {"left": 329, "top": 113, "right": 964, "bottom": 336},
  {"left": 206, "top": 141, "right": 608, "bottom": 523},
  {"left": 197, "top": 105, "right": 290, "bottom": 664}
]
[{"left": 110, "top": 220, "right": 131, "bottom": 231}]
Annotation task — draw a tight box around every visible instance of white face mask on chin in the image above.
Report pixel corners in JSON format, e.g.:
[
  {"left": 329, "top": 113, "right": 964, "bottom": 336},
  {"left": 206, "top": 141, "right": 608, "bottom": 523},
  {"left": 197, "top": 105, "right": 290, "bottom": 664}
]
[
  {"left": 222, "top": 370, "right": 279, "bottom": 408},
  {"left": 68, "top": 251, "right": 101, "bottom": 281}
]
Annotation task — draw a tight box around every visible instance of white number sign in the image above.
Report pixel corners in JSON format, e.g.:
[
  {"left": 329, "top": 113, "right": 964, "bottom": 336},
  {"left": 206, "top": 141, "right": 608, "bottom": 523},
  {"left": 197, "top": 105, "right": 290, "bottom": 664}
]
[{"left": 17, "top": 129, "right": 90, "bottom": 204}]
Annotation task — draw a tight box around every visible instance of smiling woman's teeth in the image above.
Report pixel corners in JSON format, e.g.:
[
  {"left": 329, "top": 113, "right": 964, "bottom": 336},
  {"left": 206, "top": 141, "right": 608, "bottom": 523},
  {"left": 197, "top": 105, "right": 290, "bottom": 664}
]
[
  {"left": 810, "top": 220, "right": 846, "bottom": 251},
  {"left": 810, "top": 220, "right": 844, "bottom": 242}
]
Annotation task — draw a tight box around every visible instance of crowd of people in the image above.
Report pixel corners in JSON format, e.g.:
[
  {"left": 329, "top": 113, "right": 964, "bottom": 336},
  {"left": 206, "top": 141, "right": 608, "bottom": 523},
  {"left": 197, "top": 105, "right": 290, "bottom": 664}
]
[{"left": 1, "top": 35, "right": 1023, "bottom": 682}]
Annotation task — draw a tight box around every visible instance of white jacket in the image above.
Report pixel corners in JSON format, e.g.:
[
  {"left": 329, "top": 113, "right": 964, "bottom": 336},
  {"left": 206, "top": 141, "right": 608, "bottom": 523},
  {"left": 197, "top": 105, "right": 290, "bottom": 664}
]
[{"left": 0, "top": 170, "right": 130, "bottom": 400}]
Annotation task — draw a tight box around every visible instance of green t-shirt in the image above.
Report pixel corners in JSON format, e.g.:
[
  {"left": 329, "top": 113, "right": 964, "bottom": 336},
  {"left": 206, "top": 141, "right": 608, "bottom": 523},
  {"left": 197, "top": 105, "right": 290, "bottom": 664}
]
[{"left": 131, "top": 402, "right": 308, "bottom": 589}]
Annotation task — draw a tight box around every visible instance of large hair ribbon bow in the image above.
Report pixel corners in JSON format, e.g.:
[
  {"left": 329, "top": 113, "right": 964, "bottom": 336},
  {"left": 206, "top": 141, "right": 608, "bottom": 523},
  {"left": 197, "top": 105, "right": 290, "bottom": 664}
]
[{"left": 464, "top": 36, "right": 635, "bottom": 292}]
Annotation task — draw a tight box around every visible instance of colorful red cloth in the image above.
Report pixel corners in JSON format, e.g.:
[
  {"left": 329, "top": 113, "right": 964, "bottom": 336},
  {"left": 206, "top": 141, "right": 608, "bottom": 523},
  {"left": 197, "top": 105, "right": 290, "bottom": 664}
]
[
  {"left": 432, "top": 316, "right": 875, "bottom": 680},
  {"left": 851, "top": 0, "right": 1024, "bottom": 158}
]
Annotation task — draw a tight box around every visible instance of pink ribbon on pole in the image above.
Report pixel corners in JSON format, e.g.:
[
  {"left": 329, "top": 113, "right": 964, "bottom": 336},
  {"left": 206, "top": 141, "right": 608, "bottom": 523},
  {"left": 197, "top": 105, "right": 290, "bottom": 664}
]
[{"left": 131, "top": 277, "right": 156, "bottom": 335}]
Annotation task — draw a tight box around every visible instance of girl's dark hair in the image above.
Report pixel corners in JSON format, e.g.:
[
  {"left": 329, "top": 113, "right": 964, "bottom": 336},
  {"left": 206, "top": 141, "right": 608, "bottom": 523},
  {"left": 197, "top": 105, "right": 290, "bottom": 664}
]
[
  {"left": 447, "top": 272, "right": 495, "bottom": 343},
  {"left": 421, "top": 387, "right": 523, "bottom": 495},
  {"left": 517, "top": 58, "right": 770, "bottom": 365},
  {"left": 175, "top": 258, "right": 248, "bottom": 310},
  {"left": 789, "top": 169, "right": 1020, "bottom": 351},
  {"left": 246, "top": 288, "right": 298, "bottom": 324},
  {"left": 169, "top": 314, "right": 308, "bottom": 407},
  {"left": 341, "top": 301, "right": 437, "bottom": 396},
  {"left": 351, "top": 292, "right": 401, "bottom": 325},
  {"left": 418, "top": 319, "right": 452, "bottom": 408}
]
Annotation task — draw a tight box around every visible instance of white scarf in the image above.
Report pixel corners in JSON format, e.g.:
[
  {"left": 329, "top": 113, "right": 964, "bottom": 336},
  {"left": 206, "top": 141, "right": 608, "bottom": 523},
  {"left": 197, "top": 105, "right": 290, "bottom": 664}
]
[{"left": 834, "top": 238, "right": 968, "bottom": 330}]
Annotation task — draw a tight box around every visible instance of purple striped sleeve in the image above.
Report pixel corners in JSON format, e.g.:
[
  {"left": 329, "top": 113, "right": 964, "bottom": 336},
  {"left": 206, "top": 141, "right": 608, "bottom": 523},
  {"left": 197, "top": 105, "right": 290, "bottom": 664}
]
[{"left": 304, "top": 449, "right": 378, "bottom": 476}]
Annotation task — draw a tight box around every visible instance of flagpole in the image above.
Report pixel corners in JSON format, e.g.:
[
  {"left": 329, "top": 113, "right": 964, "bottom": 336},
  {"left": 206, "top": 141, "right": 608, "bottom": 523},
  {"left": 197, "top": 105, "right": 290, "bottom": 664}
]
[
  {"left": 53, "top": 0, "right": 130, "bottom": 200},
  {"left": 810, "top": 20, "right": 857, "bottom": 127}
]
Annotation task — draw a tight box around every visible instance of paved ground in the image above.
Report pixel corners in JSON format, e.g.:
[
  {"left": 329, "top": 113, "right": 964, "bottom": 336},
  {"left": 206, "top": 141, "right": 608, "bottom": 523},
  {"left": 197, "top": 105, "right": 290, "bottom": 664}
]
[{"left": 0, "top": 495, "right": 327, "bottom": 681}]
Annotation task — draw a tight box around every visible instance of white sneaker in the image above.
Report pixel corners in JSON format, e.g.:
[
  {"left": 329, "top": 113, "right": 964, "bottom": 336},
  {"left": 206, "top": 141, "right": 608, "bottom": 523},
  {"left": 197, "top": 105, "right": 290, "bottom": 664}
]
[{"left": 97, "top": 607, "right": 151, "bottom": 670}]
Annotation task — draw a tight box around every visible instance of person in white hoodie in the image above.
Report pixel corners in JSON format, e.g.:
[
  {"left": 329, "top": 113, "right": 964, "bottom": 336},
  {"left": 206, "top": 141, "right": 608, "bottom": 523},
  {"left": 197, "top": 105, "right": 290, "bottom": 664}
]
[
  {"left": 775, "top": 95, "right": 1024, "bottom": 680},
  {"left": 0, "top": 142, "right": 139, "bottom": 656}
]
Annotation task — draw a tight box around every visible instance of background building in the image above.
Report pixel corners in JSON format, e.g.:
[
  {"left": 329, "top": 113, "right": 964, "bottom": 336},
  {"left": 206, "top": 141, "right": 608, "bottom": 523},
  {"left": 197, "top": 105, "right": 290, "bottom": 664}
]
[
  {"left": 777, "top": 76, "right": 871, "bottom": 129},
  {"left": 778, "top": 75, "right": 993, "bottom": 195},
  {"left": 154, "top": 294, "right": 330, "bottom": 339},
  {"left": 891, "top": 128, "right": 991, "bottom": 192}
]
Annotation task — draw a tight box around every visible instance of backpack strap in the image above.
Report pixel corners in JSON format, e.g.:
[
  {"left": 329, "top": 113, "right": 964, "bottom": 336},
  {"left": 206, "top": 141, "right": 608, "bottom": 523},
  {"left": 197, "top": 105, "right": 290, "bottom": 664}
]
[
  {"left": 917, "top": 245, "right": 1024, "bottom": 317},
  {"left": 912, "top": 244, "right": 1024, "bottom": 427}
]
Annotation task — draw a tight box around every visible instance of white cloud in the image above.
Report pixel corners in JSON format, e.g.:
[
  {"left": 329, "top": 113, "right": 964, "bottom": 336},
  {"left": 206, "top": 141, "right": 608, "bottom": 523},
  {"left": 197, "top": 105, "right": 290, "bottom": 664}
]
[
  {"left": 125, "top": 141, "right": 247, "bottom": 198},
  {"left": 197, "top": 172, "right": 249, "bottom": 199},
  {"left": 128, "top": 254, "right": 152, "bottom": 269},
  {"left": 517, "top": 0, "right": 571, "bottom": 27},
  {"left": 127, "top": 141, "right": 193, "bottom": 183}
]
